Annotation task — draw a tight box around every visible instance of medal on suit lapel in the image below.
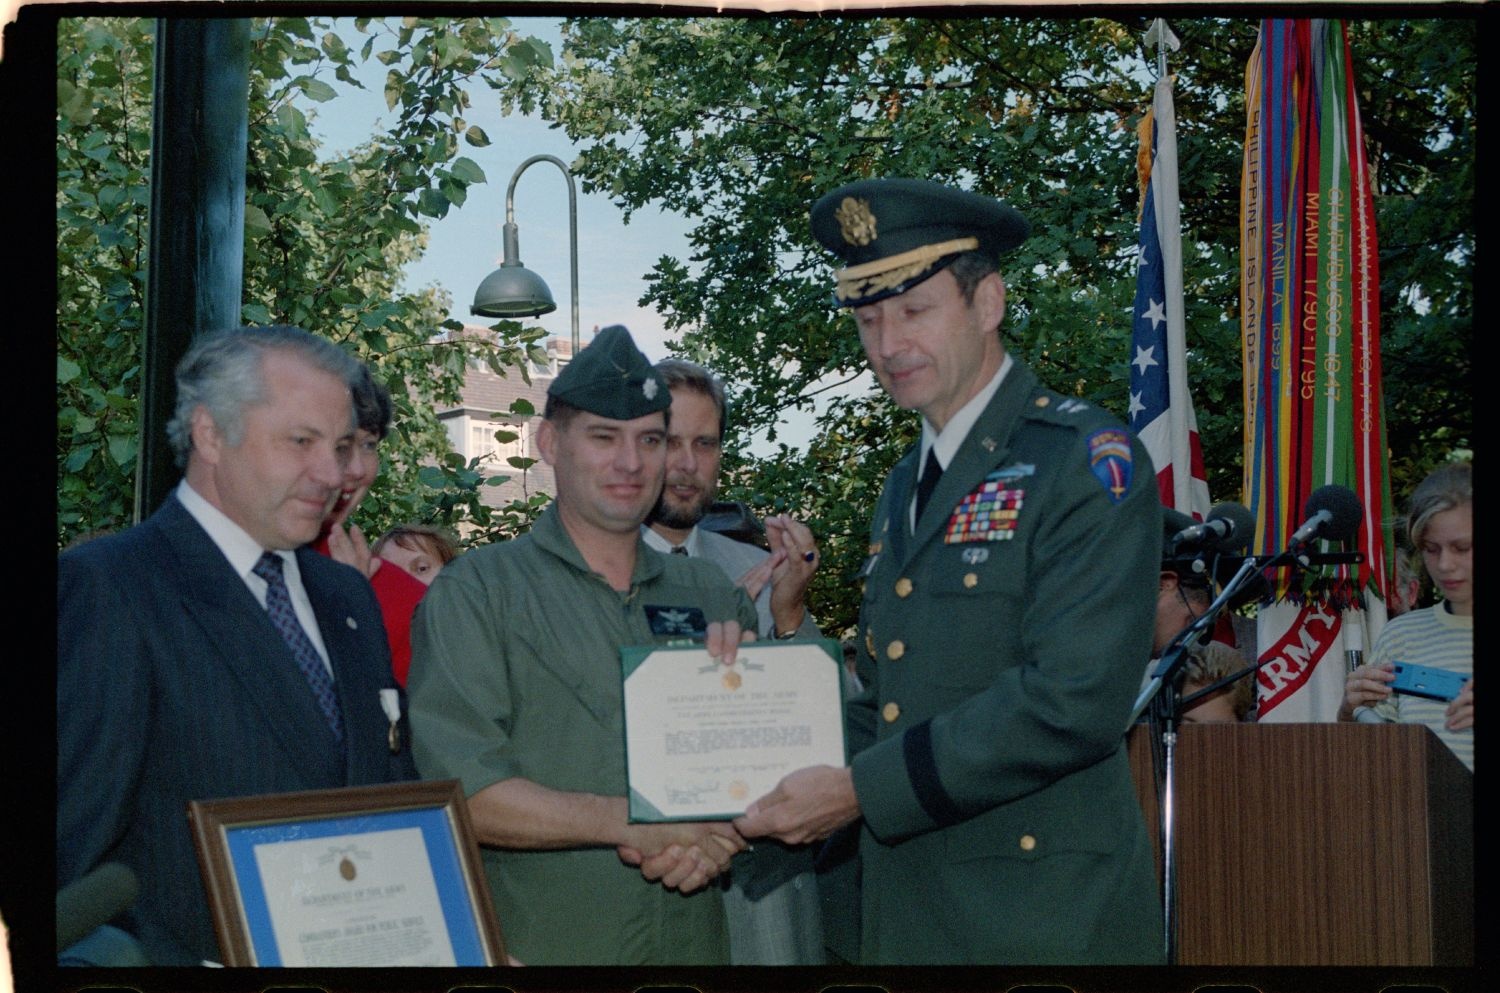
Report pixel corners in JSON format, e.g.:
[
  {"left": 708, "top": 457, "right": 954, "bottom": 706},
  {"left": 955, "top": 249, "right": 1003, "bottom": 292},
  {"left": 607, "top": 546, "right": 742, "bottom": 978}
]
[{"left": 380, "top": 688, "right": 402, "bottom": 755}]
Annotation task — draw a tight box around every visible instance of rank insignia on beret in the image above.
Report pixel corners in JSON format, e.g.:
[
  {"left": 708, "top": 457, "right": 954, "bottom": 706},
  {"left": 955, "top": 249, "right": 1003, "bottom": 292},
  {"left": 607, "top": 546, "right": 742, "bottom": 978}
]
[
  {"left": 1086, "top": 429, "right": 1133, "bottom": 504},
  {"left": 835, "top": 196, "right": 878, "bottom": 246},
  {"left": 548, "top": 324, "right": 670, "bottom": 421},
  {"left": 942, "top": 469, "right": 1025, "bottom": 544}
]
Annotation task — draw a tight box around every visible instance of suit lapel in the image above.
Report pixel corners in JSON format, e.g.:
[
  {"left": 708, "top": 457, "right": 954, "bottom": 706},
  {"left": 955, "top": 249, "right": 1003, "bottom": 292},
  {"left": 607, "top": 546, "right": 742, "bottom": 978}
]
[
  {"left": 905, "top": 360, "right": 1038, "bottom": 561},
  {"left": 157, "top": 500, "right": 346, "bottom": 781}
]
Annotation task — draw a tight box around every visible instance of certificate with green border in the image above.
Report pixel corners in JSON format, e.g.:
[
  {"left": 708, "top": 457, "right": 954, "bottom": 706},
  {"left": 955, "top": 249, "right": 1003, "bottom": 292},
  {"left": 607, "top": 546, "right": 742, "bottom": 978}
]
[{"left": 621, "top": 639, "right": 848, "bottom": 822}]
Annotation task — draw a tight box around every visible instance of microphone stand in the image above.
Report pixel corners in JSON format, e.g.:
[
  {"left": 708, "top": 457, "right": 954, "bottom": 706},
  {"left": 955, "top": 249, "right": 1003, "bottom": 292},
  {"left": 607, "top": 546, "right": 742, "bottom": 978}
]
[
  {"left": 1130, "top": 542, "right": 1365, "bottom": 962},
  {"left": 1131, "top": 554, "right": 1259, "bottom": 964}
]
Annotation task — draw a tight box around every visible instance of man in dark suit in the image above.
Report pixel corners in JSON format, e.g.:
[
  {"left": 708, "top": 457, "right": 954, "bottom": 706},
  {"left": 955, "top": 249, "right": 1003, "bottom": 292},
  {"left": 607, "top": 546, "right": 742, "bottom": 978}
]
[
  {"left": 735, "top": 179, "right": 1164, "bottom": 964},
  {"left": 57, "top": 326, "right": 416, "bottom": 966}
]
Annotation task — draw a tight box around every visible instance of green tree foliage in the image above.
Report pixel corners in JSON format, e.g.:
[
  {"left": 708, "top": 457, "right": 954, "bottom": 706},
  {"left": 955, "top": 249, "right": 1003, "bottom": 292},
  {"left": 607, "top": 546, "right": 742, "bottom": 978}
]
[
  {"left": 57, "top": 16, "right": 556, "bottom": 548},
  {"left": 57, "top": 17, "right": 155, "bottom": 541},
  {"left": 501, "top": 15, "right": 1474, "bottom": 634}
]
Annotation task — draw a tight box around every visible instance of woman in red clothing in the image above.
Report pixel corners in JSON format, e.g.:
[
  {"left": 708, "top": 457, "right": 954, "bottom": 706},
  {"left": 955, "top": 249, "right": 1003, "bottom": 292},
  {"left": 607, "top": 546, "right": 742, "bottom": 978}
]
[{"left": 314, "top": 365, "right": 433, "bottom": 686}]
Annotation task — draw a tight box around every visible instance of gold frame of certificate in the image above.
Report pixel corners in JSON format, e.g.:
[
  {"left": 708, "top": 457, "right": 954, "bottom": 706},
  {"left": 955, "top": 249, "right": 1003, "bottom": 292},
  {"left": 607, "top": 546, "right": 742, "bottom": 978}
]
[
  {"left": 621, "top": 639, "right": 848, "bottom": 822},
  {"left": 188, "top": 779, "right": 506, "bottom": 967}
]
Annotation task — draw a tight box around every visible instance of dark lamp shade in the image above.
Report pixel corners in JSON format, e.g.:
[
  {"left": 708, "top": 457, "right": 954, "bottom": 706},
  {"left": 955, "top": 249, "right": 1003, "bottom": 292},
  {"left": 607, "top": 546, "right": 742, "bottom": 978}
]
[{"left": 471, "top": 265, "right": 558, "bottom": 318}]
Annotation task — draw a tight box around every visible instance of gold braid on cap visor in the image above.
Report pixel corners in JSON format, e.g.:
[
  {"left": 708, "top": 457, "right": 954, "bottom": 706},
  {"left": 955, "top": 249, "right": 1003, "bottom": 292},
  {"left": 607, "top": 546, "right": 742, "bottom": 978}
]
[{"left": 833, "top": 237, "right": 980, "bottom": 304}]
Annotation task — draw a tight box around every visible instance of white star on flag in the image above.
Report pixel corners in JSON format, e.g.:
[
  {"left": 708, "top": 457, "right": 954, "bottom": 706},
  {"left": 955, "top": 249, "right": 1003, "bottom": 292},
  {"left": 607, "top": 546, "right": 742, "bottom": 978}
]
[
  {"left": 1132, "top": 345, "right": 1159, "bottom": 375},
  {"left": 1129, "top": 69, "right": 1209, "bottom": 519}
]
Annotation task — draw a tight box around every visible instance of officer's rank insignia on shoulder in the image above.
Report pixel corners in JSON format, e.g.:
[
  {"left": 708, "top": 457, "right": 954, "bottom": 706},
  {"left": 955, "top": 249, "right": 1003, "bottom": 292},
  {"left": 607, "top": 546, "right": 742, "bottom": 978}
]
[
  {"left": 1086, "top": 428, "right": 1133, "bottom": 505},
  {"left": 1055, "top": 398, "right": 1090, "bottom": 414},
  {"left": 942, "top": 466, "right": 1027, "bottom": 544}
]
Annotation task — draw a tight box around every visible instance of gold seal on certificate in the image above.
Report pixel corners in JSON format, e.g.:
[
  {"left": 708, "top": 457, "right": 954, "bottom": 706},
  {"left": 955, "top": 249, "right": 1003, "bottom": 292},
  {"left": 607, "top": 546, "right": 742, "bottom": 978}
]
[
  {"left": 188, "top": 781, "right": 507, "bottom": 967},
  {"left": 621, "top": 639, "right": 848, "bottom": 821}
]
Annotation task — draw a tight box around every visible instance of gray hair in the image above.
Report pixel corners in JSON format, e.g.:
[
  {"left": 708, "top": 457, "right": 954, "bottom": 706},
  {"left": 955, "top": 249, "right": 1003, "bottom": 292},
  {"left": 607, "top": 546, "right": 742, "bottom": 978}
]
[
  {"left": 653, "top": 358, "right": 727, "bottom": 439},
  {"left": 1408, "top": 460, "right": 1472, "bottom": 548},
  {"left": 165, "top": 325, "right": 359, "bottom": 468}
]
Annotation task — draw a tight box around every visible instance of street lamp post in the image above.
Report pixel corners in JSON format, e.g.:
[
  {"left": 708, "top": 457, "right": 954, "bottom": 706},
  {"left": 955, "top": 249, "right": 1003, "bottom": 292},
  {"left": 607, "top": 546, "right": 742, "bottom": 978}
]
[{"left": 470, "top": 154, "right": 580, "bottom": 356}]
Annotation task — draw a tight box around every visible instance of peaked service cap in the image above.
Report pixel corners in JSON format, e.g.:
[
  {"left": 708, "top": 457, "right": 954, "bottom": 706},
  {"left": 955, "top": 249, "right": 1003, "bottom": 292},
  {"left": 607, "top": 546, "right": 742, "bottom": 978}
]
[
  {"left": 810, "top": 177, "right": 1030, "bottom": 307},
  {"left": 546, "top": 324, "right": 671, "bottom": 421}
]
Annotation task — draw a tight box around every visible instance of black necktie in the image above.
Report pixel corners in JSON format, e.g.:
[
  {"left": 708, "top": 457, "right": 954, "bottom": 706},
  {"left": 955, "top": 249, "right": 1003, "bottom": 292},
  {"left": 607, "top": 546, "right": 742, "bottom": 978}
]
[
  {"left": 252, "top": 552, "right": 344, "bottom": 742},
  {"left": 914, "top": 447, "right": 944, "bottom": 523},
  {"left": 671, "top": 546, "right": 689, "bottom": 556}
]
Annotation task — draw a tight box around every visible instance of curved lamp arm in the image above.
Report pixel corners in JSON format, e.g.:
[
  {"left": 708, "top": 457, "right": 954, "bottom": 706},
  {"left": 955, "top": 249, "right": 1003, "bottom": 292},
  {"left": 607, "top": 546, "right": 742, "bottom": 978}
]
[{"left": 506, "top": 155, "right": 579, "bottom": 354}]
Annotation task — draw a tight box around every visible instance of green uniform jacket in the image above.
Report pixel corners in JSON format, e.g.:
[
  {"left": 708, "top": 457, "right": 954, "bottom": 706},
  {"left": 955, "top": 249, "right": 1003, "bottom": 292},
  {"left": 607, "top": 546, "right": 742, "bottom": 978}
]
[
  {"left": 848, "top": 358, "right": 1165, "bottom": 964},
  {"left": 407, "top": 505, "right": 757, "bottom": 965}
]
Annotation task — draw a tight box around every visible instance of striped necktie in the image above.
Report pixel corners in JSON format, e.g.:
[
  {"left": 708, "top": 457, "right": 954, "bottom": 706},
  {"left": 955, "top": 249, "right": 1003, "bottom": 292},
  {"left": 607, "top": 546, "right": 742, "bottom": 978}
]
[{"left": 252, "top": 552, "right": 344, "bottom": 742}]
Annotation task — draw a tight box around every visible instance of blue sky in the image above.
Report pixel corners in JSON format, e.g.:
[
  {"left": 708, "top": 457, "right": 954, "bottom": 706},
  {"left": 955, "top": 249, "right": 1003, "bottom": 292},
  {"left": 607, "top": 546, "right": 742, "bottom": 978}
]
[
  {"left": 307, "top": 15, "right": 848, "bottom": 451},
  {"left": 308, "top": 17, "right": 696, "bottom": 365}
]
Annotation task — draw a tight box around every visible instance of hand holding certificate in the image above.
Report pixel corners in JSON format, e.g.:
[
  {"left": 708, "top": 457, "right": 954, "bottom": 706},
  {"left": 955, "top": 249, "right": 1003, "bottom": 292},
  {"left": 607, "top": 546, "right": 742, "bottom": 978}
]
[{"left": 621, "top": 639, "right": 848, "bottom": 822}]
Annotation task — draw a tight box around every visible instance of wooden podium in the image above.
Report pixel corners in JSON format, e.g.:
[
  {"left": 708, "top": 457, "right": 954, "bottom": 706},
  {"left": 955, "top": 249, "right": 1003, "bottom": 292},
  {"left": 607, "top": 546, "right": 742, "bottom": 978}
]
[{"left": 1127, "top": 721, "right": 1473, "bottom": 965}]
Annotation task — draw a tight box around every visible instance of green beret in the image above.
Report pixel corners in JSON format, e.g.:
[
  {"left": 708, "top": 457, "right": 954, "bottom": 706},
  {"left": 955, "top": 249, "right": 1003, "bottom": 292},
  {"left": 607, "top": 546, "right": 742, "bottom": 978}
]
[
  {"left": 810, "top": 178, "right": 1029, "bottom": 307},
  {"left": 546, "top": 324, "right": 671, "bottom": 421}
]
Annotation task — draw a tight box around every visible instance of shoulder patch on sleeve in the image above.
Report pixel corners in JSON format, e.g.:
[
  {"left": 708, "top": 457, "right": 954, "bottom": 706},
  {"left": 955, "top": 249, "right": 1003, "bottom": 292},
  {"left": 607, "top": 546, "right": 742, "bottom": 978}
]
[{"left": 1086, "top": 428, "right": 1133, "bottom": 505}]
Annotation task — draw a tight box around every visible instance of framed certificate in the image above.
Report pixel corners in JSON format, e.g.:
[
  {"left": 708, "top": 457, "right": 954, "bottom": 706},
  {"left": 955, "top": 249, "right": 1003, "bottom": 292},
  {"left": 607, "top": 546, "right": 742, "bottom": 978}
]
[
  {"left": 621, "top": 639, "right": 848, "bottom": 822},
  {"left": 188, "top": 779, "right": 506, "bottom": 967}
]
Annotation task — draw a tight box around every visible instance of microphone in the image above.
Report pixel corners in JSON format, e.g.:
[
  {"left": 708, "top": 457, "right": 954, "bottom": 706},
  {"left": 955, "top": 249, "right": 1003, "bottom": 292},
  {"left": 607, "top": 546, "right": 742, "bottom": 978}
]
[
  {"left": 1170, "top": 502, "right": 1254, "bottom": 552},
  {"left": 1289, "top": 484, "right": 1362, "bottom": 547},
  {"left": 56, "top": 862, "right": 139, "bottom": 953}
]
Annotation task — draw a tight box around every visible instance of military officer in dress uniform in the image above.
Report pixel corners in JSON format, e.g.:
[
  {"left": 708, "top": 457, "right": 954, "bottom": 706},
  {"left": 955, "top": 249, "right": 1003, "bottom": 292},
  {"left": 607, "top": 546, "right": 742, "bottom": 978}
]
[{"left": 735, "top": 178, "right": 1165, "bottom": 964}]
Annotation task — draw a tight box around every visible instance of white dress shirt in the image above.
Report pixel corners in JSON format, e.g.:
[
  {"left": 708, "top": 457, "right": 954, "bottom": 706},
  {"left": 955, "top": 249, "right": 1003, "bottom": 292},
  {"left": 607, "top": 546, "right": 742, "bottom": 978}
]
[
  {"left": 911, "top": 352, "right": 1013, "bottom": 531},
  {"left": 175, "top": 479, "right": 334, "bottom": 675}
]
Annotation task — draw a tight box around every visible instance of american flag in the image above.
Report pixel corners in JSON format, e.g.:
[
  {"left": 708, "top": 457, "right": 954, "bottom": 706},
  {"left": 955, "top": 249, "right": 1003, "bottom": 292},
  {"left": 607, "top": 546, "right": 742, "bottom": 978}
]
[{"left": 1129, "top": 74, "right": 1211, "bottom": 520}]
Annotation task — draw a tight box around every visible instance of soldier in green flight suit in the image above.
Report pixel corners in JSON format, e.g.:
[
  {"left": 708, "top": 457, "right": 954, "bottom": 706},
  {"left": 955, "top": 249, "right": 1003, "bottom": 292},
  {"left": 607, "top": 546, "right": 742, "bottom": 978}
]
[
  {"left": 408, "top": 325, "right": 759, "bottom": 965},
  {"left": 735, "top": 179, "right": 1165, "bottom": 964}
]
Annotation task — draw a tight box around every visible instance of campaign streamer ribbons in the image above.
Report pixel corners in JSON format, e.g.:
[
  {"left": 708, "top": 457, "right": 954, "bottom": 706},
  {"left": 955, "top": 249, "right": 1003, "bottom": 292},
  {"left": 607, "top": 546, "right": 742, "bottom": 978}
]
[{"left": 1240, "top": 19, "right": 1391, "bottom": 603}]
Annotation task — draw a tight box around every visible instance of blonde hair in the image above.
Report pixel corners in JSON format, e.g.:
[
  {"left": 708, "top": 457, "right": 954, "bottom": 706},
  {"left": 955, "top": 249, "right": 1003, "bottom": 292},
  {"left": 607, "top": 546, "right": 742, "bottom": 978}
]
[
  {"left": 1182, "top": 641, "right": 1255, "bottom": 721},
  {"left": 1408, "top": 461, "right": 1472, "bottom": 549}
]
